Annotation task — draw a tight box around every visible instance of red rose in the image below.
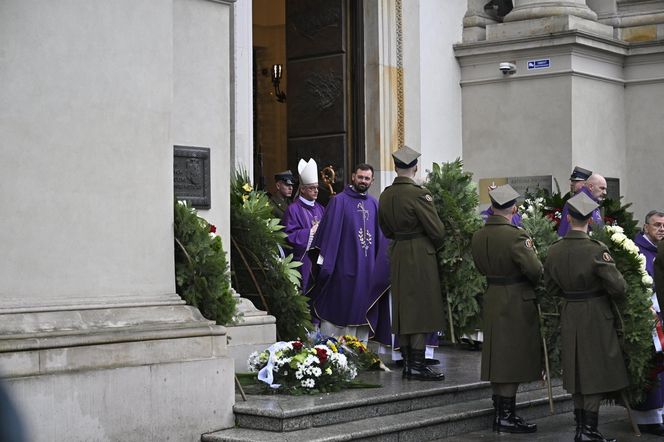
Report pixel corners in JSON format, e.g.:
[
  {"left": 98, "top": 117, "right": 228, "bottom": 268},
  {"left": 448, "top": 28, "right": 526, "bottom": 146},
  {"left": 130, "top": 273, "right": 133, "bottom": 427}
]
[
  {"left": 292, "top": 341, "right": 303, "bottom": 351},
  {"left": 316, "top": 347, "right": 328, "bottom": 363},
  {"left": 209, "top": 224, "right": 217, "bottom": 233}
]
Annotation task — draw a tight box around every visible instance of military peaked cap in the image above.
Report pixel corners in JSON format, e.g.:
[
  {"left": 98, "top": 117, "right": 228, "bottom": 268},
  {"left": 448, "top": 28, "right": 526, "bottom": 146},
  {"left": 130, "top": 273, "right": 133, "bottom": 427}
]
[
  {"left": 570, "top": 166, "right": 592, "bottom": 181},
  {"left": 274, "top": 170, "right": 294, "bottom": 185},
  {"left": 489, "top": 184, "right": 520, "bottom": 209},
  {"left": 392, "top": 145, "right": 421, "bottom": 168},
  {"left": 567, "top": 192, "right": 599, "bottom": 220}
]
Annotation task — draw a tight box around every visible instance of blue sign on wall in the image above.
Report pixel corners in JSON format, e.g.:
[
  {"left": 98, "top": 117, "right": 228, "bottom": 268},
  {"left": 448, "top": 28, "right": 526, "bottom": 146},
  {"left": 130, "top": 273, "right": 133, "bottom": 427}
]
[{"left": 527, "top": 59, "right": 550, "bottom": 70}]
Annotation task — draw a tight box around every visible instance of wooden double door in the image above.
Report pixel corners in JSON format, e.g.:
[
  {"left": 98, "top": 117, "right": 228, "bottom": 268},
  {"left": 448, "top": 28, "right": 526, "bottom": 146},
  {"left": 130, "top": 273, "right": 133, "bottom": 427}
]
[{"left": 285, "top": 0, "right": 364, "bottom": 201}]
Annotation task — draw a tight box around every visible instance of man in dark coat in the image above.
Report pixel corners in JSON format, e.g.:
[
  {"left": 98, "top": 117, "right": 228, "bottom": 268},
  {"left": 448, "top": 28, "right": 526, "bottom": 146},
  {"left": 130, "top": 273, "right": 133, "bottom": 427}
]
[
  {"left": 378, "top": 145, "right": 446, "bottom": 381},
  {"left": 269, "top": 170, "right": 294, "bottom": 220},
  {"left": 544, "top": 192, "right": 629, "bottom": 442},
  {"left": 471, "top": 184, "right": 542, "bottom": 434}
]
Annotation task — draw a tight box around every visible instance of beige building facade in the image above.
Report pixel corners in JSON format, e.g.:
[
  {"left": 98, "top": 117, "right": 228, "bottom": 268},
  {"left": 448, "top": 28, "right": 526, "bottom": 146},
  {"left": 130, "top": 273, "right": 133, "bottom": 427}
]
[{"left": 1, "top": 0, "right": 663, "bottom": 440}]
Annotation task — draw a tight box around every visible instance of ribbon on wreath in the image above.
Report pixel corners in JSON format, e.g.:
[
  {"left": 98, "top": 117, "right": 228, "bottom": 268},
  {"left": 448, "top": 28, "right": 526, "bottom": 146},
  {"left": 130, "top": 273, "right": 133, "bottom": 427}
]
[
  {"left": 651, "top": 293, "right": 664, "bottom": 353},
  {"left": 257, "top": 341, "right": 291, "bottom": 388}
]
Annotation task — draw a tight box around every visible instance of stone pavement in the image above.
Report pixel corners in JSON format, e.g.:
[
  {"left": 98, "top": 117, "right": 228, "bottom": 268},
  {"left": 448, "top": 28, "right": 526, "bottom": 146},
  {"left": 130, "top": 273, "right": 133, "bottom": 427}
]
[{"left": 438, "top": 405, "right": 657, "bottom": 441}]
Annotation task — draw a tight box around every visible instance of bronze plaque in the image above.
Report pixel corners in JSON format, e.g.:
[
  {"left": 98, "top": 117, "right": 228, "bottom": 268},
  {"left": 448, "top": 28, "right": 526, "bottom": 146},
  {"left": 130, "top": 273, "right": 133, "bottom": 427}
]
[{"left": 174, "top": 146, "right": 211, "bottom": 209}]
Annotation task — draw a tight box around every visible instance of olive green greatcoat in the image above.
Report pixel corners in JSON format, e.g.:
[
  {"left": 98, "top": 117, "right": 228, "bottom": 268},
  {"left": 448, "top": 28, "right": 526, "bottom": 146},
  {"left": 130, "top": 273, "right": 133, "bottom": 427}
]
[
  {"left": 269, "top": 194, "right": 291, "bottom": 220},
  {"left": 656, "top": 240, "right": 664, "bottom": 310},
  {"left": 471, "top": 215, "right": 543, "bottom": 383},
  {"left": 378, "top": 176, "right": 446, "bottom": 335},
  {"left": 544, "top": 230, "right": 629, "bottom": 395}
]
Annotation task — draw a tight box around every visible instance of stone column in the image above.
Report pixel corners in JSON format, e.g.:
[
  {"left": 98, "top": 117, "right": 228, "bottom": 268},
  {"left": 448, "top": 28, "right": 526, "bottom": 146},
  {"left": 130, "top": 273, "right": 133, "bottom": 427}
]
[
  {"left": 504, "top": 0, "right": 598, "bottom": 22},
  {"left": 488, "top": 0, "right": 612, "bottom": 40},
  {"left": 463, "top": 0, "right": 499, "bottom": 42}
]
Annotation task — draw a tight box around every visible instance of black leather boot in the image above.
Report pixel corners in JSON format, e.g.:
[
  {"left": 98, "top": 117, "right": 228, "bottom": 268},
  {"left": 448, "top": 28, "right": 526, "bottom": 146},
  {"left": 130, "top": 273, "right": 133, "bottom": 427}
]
[
  {"left": 575, "top": 410, "right": 616, "bottom": 442},
  {"left": 493, "top": 395, "right": 537, "bottom": 433},
  {"left": 400, "top": 346, "right": 410, "bottom": 379},
  {"left": 574, "top": 409, "right": 584, "bottom": 440},
  {"left": 407, "top": 349, "right": 445, "bottom": 381}
]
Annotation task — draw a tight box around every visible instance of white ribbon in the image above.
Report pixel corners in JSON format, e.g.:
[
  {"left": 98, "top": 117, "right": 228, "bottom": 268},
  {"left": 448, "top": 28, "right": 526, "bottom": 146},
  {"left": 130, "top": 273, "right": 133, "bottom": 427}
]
[{"left": 257, "top": 341, "right": 291, "bottom": 388}]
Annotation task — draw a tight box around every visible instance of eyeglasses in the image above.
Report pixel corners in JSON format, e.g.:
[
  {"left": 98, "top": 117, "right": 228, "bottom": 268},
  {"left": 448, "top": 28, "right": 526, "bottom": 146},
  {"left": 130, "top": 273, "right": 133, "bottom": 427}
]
[{"left": 648, "top": 222, "right": 664, "bottom": 229}]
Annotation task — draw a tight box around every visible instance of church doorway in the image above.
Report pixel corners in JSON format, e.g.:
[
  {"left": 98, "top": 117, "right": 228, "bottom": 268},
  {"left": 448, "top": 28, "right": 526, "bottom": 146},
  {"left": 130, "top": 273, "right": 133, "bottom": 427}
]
[{"left": 252, "top": 0, "right": 365, "bottom": 204}]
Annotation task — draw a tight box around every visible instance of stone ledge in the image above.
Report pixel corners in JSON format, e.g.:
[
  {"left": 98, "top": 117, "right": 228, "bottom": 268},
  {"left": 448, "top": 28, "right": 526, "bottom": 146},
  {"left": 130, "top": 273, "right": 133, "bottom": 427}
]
[{"left": 487, "top": 15, "right": 614, "bottom": 41}]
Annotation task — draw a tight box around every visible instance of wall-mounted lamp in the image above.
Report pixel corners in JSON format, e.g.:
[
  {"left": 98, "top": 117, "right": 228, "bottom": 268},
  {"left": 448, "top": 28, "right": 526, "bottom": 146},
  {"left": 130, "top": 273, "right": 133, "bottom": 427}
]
[{"left": 271, "top": 64, "right": 287, "bottom": 103}]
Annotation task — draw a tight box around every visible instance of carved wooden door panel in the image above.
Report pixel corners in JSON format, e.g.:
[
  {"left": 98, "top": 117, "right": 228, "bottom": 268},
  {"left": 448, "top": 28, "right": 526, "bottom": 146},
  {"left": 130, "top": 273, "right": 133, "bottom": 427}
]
[{"left": 286, "top": 0, "right": 359, "bottom": 204}]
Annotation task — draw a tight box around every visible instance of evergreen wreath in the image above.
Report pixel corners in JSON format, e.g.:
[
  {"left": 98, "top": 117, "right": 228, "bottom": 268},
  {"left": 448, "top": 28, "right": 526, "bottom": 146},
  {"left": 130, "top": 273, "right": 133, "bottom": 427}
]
[
  {"left": 424, "top": 159, "right": 485, "bottom": 341},
  {"left": 592, "top": 225, "right": 656, "bottom": 405},
  {"left": 230, "top": 172, "right": 313, "bottom": 341},
  {"left": 174, "top": 200, "right": 237, "bottom": 325}
]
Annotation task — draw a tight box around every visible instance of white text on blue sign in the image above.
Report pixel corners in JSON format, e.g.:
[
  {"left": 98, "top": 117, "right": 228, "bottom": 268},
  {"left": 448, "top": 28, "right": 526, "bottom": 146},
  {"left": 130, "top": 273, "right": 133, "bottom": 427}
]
[{"left": 527, "top": 59, "right": 551, "bottom": 70}]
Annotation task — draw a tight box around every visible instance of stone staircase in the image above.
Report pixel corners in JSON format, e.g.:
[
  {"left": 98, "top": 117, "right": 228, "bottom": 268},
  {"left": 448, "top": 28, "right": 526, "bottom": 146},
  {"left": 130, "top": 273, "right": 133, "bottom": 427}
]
[{"left": 203, "top": 347, "right": 573, "bottom": 441}]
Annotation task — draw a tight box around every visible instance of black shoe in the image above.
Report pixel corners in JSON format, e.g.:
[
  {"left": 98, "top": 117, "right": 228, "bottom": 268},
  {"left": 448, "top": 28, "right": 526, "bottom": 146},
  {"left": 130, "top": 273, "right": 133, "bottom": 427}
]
[
  {"left": 493, "top": 396, "right": 537, "bottom": 434},
  {"left": 639, "top": 423, "right": 664, "bottom": 436},
  {"left": 424, "top": 358, "right": 440, "bottom": 366},
  {"left": 399, "top": 346, "right": 410, "bottom": 379},
  {"left": 407, "top": 349, "right": 444, "bottom": 381},
  {"left": 575, "top": 411, "right": 615, "bottom": 442}
]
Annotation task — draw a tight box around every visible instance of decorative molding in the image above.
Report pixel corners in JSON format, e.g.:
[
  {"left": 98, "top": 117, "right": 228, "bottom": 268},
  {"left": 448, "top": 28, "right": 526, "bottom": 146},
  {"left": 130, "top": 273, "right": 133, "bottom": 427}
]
[{"left": 395, "top": 0, "right": 405, "bottom": 148}]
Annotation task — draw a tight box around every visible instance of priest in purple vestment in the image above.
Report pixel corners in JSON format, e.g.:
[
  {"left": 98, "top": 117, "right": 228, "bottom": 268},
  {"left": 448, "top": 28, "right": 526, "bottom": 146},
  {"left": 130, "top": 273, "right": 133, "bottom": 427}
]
[
  {"left": 282, "top": 158, "right": 325, "bottom": 294},
  {"left": 557, "top": 172, "right": 605, "bottom": 237},
  {"left": 632, "top": 209, "right": 664, "bottom": 436},
  {"left": 309, "top": 164, "right": 391, "bottom": 346}
]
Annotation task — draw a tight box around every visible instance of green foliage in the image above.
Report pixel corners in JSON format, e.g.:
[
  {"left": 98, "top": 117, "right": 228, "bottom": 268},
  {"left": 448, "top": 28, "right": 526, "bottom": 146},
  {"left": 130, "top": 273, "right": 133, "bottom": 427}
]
[
  {"left": 602, "top": 197, "right": 639, "bottom": 239},
  {"left": 592, "top": 227, "right": 656, "bottom": 405},
  {"left": 174, "top": 201, "right": 237, "bottom": 325},
  {"left": 520, "top": 194, "right": 563, "bottom": 376},
  {"left": 230, "top": 171, "right": 313, "bottom": 340},
  {"left": 425, "top": 159, "right": 485, "bottom": 340}
]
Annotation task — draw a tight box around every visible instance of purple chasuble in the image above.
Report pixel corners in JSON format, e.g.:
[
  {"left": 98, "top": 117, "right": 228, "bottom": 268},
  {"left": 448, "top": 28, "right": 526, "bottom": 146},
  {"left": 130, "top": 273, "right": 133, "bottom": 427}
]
[
  {"left": 557, "top": 187, "right": 603, "bottom": 237},
  {"left": 282, "top": 198, "right": 325, "bottom": 293},
  {"left": 635, "top": 232, "right": 658, "bottom": 279},
  {"left": 310, "top": 186, "right": 391, "bottom": 345},
  {"left": 633, "top": 231, "right": 664, "bottom": 411},
  {"left": 480, "top": 207, "right": 522, "bottom": 227}
]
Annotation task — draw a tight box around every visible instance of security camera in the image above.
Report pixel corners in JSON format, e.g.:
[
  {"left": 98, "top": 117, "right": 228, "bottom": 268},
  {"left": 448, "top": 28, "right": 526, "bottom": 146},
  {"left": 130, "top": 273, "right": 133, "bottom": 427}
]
[{"left": 499, "top": 62, "right": 517, "bottom": 75}]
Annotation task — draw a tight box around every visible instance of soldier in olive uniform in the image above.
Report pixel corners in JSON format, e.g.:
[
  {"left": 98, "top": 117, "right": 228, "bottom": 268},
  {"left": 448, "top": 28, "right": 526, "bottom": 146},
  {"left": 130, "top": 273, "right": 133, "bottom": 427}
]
[
  {"left": 544, "top": 192, "right": 628, "bottom": 442},
  {"left": 471, "top": 184, "right": 542, "bottom": 434},
  {"left": 378, "top": 146, "right": 446, "bottom": 381},
  {"left": 269, "top": 170, "right": 294, "bottom": 220}
]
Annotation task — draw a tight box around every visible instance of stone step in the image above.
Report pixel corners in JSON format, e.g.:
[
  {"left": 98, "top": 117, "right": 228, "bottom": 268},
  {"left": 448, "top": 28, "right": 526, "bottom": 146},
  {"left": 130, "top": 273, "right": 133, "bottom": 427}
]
[
  {"left": 230, "top": 374, "right": 558, "bottom": 433},
  {"left": 202, "top": 385, "right": 572, "bottom": 442}
]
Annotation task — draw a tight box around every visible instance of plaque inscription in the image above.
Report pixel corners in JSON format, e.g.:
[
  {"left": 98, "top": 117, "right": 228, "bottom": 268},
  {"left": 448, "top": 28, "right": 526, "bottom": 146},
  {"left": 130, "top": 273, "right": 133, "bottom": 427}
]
[{"left": 174, "top": 146, "right": 210, "bottom": 209}]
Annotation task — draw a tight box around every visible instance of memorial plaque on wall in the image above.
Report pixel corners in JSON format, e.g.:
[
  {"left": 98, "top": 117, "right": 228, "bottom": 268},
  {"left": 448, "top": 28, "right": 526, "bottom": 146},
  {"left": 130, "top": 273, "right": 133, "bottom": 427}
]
[
  {"left": 174, "top": 146, "right": 210, "bottom": 209},
  {"left": 507, "top": 175, "right": 552, "bottom": 201},
  {"left": 479, "top": 175, "right": 552, "bottom": 204}
]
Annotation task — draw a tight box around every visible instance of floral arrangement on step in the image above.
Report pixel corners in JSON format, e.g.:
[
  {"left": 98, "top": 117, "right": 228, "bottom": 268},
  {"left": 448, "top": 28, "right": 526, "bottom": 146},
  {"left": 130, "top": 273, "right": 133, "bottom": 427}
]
[
  {"left": 313, "top": 334, "right": 385, "bottom": 371},
  {"left": 248, "top": 339, "right": 358, "bottom": 395}
]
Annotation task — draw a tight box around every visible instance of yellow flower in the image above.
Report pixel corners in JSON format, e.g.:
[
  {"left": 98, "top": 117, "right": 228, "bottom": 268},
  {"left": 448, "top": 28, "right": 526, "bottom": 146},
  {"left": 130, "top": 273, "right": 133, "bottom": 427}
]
[
  {"left": 242, "top": 183, "right": 253, "bottom": 193},
  {"left": 328, "top": 342, "right": 338, "bottom": 353},
  {"left": 242, "top": 194, "right": 249, "bottom": 203}
]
